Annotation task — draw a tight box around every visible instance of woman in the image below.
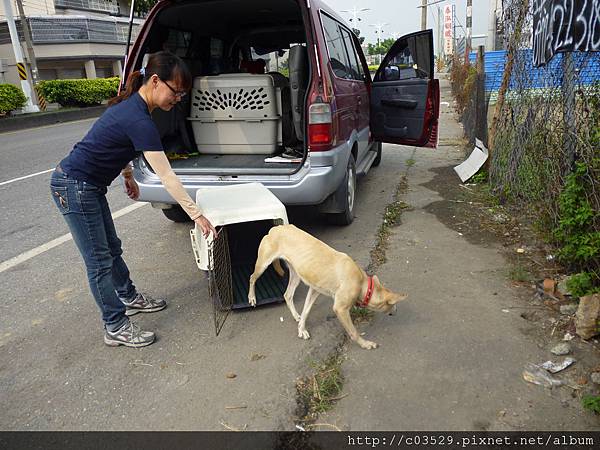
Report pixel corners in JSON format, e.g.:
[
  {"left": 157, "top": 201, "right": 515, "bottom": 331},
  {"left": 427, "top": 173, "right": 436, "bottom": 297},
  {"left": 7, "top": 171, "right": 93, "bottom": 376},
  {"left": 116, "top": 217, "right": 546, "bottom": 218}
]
[{"left": 50, "top": 51, "right": 216, "bottom": 348}]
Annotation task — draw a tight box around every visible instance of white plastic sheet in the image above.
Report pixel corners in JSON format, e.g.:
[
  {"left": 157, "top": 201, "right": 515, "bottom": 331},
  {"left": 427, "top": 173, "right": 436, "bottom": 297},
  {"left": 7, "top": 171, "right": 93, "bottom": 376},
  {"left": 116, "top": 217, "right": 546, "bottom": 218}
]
[{"left": 453, "top": 138, "right": 489, "bottom": 182}]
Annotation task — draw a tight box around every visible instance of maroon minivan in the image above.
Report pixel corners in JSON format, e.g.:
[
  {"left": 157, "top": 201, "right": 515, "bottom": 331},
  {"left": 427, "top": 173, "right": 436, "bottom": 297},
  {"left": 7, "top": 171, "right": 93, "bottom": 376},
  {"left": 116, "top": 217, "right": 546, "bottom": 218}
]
[{"left": 124, "top": 0, "right": 439, "bottom": 225}]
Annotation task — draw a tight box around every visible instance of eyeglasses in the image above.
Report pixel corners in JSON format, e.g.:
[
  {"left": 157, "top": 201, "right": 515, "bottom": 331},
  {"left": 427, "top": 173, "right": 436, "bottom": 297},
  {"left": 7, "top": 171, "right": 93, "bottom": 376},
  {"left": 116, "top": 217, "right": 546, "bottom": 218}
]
[{"left": 160, "top": 78, "right": 187, "bottom": 98}]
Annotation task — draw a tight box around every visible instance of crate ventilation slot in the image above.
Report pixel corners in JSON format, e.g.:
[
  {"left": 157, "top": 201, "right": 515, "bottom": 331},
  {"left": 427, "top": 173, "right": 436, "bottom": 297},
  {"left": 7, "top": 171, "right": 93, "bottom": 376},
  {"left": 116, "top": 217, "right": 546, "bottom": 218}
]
[{"left": 192, "top": 88, "right": 271, "bottom": 114}]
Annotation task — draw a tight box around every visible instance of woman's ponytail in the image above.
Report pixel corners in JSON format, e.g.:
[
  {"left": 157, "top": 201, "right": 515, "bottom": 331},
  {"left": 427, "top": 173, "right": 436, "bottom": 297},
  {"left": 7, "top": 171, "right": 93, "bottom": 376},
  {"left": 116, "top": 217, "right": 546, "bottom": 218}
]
[
  {"left": 108, "top": 70, "right": 145, "bottom": 106},
  {"left": 108, "top": 51, "right": 191, "bottom": 106}
]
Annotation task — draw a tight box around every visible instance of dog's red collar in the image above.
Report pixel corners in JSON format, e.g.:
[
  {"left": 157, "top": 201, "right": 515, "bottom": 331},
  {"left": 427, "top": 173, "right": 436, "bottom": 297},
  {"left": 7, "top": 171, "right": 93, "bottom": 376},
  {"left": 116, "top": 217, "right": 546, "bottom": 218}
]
[{"left": 357, "top": 276, "right": 374, "bottom": 308}]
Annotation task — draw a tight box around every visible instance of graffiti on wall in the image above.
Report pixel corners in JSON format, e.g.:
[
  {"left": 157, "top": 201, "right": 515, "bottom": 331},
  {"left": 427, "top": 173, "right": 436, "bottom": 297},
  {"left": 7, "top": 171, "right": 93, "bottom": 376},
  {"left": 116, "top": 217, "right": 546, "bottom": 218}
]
[{"left": 533, "top": 0, "right": 600, "bottom": 66}]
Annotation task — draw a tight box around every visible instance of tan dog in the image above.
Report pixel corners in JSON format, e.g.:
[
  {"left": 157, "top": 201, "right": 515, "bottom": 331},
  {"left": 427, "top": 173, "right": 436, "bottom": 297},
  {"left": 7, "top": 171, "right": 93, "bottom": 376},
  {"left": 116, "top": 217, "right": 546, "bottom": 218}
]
[{"left": 248, "top": 225, "right": 407, "bottom": 349}]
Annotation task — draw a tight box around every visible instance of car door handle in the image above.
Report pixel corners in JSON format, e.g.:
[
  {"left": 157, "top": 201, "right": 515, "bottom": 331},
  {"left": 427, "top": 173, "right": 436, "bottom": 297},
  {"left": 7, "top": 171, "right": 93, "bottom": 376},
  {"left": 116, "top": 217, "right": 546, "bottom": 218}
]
[{"left": 381, "top": 98, "right": 418, "bottom": 109}]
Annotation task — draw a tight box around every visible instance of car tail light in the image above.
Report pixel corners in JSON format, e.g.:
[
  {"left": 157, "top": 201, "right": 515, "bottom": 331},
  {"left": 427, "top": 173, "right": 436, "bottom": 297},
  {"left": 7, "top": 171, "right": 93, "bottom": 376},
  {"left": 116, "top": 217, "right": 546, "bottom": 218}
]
[
  {"left": 308, "top": 103, "right": 333, "bottom": 151},
  {"left": 420, "top": 79, "right": 440, "bottom": 148}
]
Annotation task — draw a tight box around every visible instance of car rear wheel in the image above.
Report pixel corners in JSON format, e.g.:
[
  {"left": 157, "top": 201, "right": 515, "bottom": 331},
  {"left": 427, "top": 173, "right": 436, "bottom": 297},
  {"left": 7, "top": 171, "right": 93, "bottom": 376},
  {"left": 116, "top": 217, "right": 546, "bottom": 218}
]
[
  {"left": 162, "top": 205, "right": 192, "bottom": 222},
  {"left": 327, "top": 154, "right": 356, "bottom": 226}
]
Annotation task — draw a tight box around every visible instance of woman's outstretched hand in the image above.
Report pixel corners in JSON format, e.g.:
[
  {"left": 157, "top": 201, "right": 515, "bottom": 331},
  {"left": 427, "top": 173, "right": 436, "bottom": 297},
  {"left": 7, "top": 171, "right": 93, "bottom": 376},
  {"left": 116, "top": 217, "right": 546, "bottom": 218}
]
[
  {"left": 123, "top": 177, "right": 140, "bottom": 200},
  {"left": 194, "top": 215, "right": 217, "bottom": 238}
]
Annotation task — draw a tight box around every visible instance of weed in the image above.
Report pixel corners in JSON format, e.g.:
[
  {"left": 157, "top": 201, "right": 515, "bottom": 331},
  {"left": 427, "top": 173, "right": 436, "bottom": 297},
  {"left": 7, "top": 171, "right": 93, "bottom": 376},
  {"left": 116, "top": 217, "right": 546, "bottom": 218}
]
[
  {"left": 406, "top": 158, "right": 416, "bottom": 167},
  {"left": 350, "top": 306, "right": 374, "bottom": 323},
  {"left": 369, "top": 178, "right": 410, "bottom": 272},
  {"left": 508, "top": 263, "right": 531, "bottom": 282},
  {"left": 297, "top": 353, "right": 345, "bottom": 421},
  {"left": 554, "top": 160, "right": 600, "bottom": 295},
  {"left": 566, "top": 272, "right": 600, "bottom": 298},
  {"left": 582, "top": 395, "right": 600, "bottom": 414},
  {"left": 470, "top": 170, "right": 488, "bottom": 184}
]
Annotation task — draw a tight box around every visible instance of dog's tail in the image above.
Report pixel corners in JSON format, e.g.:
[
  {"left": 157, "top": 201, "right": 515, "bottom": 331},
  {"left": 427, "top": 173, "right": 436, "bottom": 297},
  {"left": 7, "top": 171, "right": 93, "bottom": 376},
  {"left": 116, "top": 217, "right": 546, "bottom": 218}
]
[{"left": 273, "top": 259, "right": 285, "bottom": 277}]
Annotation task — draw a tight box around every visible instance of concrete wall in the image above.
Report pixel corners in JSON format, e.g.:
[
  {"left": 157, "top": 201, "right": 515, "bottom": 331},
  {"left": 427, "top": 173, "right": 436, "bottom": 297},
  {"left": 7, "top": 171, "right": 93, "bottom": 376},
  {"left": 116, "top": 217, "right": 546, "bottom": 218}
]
[{"left": 0, "top": 40, "right": 125, "bottom": 85}]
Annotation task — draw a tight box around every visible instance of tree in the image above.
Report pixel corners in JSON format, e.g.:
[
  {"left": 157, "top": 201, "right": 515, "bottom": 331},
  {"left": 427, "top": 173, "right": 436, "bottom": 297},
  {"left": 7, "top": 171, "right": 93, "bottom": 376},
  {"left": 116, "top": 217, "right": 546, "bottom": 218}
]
[
  {"left": 352, "top": 28, "right": 366, "bottom": 45},
  {"left": 126, "top": 0, "right": 158, "bottom": 17},
  {"left": 367, "top": 38, "right": 394, "bottom": 56}
]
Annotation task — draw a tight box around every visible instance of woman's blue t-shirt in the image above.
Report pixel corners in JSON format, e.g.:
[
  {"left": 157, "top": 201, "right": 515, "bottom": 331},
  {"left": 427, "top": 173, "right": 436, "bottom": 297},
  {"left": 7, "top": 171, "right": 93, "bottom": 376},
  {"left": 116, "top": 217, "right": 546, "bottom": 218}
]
[{"left": 60, "top": 92, "right": 164, "bottom": 187}]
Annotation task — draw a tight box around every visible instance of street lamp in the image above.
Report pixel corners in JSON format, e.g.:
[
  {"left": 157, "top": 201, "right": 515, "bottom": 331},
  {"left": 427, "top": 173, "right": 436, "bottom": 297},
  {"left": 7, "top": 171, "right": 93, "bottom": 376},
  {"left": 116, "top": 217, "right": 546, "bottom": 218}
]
[
  {"left": 370, "top": 23, "right": 389, "bottom": 65},
  {"left": 340, "top": 6, "right": 371, "bottom": 29}
]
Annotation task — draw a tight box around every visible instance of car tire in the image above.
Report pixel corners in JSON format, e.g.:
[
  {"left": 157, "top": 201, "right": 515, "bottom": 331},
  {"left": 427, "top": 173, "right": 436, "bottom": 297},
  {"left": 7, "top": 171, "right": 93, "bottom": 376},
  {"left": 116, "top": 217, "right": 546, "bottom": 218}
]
[
  {"left": 162, "top": 205, "right": 192, "bottom": 222},
  {"left": 327, "top": 154, "right": 356, "bottom": 226},
  {"left": 372, "top": 141, "right": 382, "bottom": 167}
]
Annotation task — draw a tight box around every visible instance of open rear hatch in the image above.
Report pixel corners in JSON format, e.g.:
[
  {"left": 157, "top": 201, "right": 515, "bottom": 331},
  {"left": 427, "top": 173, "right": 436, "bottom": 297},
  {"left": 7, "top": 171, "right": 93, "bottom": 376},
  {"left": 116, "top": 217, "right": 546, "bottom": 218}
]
[{"left": 132, "top": 0, "right": 313, "bottom": 176}]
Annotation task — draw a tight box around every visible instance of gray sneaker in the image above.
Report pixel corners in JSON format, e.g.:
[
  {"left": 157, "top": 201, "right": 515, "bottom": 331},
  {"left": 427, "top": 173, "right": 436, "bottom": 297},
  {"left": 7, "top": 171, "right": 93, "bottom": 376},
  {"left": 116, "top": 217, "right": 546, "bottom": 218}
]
[
  {"left": 104, "top": 321, "right": 155, "bottom": 348},
  {"left": 122, "top": 292, "right": 167, "bottom": 316}
]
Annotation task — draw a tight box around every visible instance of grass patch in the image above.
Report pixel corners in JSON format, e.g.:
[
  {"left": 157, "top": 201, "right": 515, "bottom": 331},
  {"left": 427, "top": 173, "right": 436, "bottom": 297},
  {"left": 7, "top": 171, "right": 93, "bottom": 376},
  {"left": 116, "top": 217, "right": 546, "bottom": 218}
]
[
  {"left": 296, "top": 353, "right": 345, "bottom": 422},
  {"left": 508, "top": 262, "right": 531, "bottom": 282},
  {"left": 369, "top": 177, "right": 410, "bottom": 272},
  {"left": 582, "top": 395, "right": 600, "bottom": 414},
  {"left": 406, "top": 158, "right": 416, "bottom": 167},
  {"left": 350, "top": 305, "right": 374, "bottom": 322}
]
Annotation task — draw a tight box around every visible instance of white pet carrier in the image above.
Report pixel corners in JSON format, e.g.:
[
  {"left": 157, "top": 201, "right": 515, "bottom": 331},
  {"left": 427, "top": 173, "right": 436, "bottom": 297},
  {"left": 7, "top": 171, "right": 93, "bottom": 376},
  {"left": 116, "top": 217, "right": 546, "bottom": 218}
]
[{"left": 188, "top": 74, "right": 283, "bottom": 154}]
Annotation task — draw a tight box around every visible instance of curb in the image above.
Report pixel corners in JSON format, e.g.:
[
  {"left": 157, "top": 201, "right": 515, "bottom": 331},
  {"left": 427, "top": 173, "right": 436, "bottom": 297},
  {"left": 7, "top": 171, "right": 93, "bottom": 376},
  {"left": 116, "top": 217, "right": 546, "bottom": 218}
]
[{"left": 0, "top": 105, "right": 106, "bottom": 134}]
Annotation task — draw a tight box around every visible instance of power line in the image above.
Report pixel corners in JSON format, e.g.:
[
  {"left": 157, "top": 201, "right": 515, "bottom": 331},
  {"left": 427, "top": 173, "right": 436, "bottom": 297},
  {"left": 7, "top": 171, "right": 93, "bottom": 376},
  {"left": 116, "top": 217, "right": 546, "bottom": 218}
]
[{"left": 429, "top": 6, "right": 438, "bottom": 29}]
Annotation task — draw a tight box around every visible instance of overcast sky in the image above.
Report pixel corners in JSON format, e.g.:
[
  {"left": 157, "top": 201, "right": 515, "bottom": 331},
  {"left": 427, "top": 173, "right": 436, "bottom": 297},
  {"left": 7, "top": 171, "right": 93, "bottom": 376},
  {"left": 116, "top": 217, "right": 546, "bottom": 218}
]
[{"left": 321, "top": 0, "right": 493, "bottom": 53}]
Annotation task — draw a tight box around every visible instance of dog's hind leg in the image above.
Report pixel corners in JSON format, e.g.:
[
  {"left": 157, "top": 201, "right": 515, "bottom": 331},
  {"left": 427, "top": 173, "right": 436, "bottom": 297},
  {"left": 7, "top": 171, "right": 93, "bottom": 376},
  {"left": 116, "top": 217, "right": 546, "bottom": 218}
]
[
  {"left": 283, "top": 267, "right": 301, "bottom": 322},
  {"left": 298, "top": 287, "right": 319, "bottom": 340},
  {"left": 248, "top": 236, "right": 277, "bottom": 307}
]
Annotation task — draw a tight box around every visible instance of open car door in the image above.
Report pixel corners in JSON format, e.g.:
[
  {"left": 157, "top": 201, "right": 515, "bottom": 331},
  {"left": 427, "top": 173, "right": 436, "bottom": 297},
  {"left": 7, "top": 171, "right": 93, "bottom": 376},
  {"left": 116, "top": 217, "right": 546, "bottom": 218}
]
[{"left": 370, "top": 30, "right": 439, "bottom": 148}]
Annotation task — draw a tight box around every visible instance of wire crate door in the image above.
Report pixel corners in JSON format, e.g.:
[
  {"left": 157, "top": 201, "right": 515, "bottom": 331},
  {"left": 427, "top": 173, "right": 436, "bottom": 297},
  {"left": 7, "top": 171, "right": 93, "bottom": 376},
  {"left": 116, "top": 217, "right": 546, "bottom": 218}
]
[{"left": 207, "top": 228, "right": 233, "bottom": 336}]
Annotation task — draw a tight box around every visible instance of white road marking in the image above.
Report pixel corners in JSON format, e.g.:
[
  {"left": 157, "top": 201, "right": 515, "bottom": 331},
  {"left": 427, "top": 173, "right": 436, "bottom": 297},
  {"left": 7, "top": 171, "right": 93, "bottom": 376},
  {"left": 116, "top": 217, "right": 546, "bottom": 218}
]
[
  {"left": 0, "top": 202, "right": 148, "bottom": 274},
  {"left": 0, "top": 168, "right": 54, "bottom": 186}
]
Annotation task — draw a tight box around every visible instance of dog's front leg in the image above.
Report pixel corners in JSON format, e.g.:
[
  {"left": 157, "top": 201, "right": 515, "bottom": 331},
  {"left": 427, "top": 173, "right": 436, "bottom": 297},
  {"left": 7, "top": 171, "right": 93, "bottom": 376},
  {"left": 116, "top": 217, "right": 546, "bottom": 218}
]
[{"left": 333, "top": 303, "right": 378, "bottom": 350}]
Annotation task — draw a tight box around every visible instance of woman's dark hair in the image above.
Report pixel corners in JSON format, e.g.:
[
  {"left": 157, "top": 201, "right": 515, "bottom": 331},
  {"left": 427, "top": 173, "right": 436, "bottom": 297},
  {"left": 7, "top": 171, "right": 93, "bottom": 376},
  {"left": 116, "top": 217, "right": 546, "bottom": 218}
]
[{"left": 109, "top": 51, "right": 192, "bottom": 106}]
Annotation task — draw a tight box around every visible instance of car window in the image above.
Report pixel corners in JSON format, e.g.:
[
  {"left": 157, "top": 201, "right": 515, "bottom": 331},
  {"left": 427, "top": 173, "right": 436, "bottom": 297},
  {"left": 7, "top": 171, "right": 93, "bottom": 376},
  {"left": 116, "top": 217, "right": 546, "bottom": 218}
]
[
  {"left": 165, "top": 29, "right": 191, "bottom": 57},
  {"left": 340, "top": 28, "right": 363, "bottom": 81},
  {"left": 321, "top": 13, "right": 353, "bottom": 80},
  {"left": 378, "top": 34, "right": 432, "bottom": 82}
]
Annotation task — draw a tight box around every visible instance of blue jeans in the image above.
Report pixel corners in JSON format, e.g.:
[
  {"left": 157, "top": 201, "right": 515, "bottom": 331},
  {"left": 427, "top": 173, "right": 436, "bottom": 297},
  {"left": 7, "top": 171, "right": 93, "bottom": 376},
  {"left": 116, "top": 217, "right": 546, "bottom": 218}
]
[{"left": 50, "top": 169, "right": 135, "bottom": 331}]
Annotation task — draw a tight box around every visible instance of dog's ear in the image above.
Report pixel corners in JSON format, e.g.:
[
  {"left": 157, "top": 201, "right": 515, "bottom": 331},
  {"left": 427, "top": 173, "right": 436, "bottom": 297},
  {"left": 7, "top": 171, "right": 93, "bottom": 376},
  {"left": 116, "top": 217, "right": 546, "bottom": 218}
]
[
  {"left": 373, "top": 274, "right": 380, "bottom": 285},
  {"left": 387, "top": 292, "right": 408, "bottom": 305}
]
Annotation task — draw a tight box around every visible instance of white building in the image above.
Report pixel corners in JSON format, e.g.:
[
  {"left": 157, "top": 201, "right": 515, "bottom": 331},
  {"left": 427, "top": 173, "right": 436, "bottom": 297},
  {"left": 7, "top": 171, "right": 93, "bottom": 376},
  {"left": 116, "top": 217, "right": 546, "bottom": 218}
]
[{"left": 0, "top": 0, "right": 143, "bottom": 85}]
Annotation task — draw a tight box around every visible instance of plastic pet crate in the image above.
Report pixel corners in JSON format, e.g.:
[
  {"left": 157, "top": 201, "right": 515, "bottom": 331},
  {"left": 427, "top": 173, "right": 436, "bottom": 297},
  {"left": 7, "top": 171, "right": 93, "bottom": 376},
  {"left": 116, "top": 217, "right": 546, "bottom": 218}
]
[
  {"left": 188, "top": 74, "right": 283, "bottom": 154},
  {"left": 190, "top": 183, "right": 289, "bottom": 330}
]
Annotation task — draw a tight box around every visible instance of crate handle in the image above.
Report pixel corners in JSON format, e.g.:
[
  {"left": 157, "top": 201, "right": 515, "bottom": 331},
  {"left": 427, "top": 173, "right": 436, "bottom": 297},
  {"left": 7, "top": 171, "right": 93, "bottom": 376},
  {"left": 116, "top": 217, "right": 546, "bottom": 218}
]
[{"left": 189, "top": 229, "right": 201, "bottom": 264}]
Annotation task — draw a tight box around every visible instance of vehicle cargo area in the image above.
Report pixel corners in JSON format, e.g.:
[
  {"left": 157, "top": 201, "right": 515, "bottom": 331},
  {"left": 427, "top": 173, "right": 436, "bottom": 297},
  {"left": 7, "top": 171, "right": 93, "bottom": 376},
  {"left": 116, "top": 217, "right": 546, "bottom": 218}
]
[{"left": 137, "top": 0, "right": 310, "bottom": 174}]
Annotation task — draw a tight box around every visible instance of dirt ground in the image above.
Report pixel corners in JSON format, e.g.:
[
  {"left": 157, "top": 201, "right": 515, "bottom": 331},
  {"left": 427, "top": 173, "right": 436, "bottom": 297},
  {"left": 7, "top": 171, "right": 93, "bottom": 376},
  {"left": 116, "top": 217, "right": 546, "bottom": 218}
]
[{"left": 423, "top": 164, "right": 600, "bottom": 397}]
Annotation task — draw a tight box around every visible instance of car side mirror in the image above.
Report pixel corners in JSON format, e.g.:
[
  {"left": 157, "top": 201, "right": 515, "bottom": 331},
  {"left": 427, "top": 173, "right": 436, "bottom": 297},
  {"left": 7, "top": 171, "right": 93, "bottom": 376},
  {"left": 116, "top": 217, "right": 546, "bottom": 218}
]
[{"left": 383, "top": 65, "right": 400, "bottom": 81}]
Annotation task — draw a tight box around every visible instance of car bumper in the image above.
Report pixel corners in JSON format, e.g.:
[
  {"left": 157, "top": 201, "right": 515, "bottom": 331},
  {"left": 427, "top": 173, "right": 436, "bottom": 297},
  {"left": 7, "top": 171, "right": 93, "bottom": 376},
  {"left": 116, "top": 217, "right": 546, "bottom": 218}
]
[{"left": 133, "top": 143, "right": 350, "bottom": 206}]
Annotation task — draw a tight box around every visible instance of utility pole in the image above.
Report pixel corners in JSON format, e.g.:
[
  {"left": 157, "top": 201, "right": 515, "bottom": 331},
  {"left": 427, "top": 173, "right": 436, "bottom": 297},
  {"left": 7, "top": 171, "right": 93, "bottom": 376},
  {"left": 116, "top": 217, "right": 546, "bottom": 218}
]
[
  {"left": 2, "top": 0, "right": 38, "bottom": 112},
  {"left": 15, "top": 0, "right": 41, "bottom": 106},
  {"left": 421, "top": 0, "right": 427, "bottom": 30},
  {"left": 124, "top": 0, "right": 136, "bottom": 73},
  {"left": 438, "top": 5, "right": 443, "bottom": 60},
  {"left": 466, "top": 0, "right": 473, "bottom": 58},
  {"left": 453, "top": 6, "right": 457, "bottom": 55},
  {"left": 486, "top": 0, "right": 497, "bottom": 51}
]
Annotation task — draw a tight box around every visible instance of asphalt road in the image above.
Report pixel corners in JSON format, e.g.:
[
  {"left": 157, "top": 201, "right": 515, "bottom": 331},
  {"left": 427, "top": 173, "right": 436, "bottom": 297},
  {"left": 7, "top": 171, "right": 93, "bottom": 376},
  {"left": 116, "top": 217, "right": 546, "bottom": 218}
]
[
  {"left": 0, "top": 118, "right": 404, "bottom": 430},
  {"left": 1, "top": 119, "right": 133, "bottom": 263}
]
